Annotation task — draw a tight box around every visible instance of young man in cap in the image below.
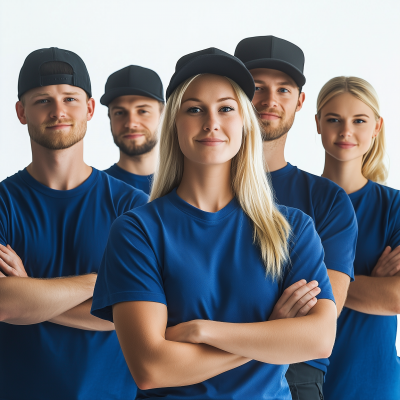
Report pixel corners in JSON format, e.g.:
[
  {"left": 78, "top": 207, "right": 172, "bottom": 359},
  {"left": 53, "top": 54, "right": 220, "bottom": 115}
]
[
  {"left": 0, "top": 47, "right": 148, "bottom": 399},
  {"left": 102, "top": 65, "right": 164, "bottom": 194},
  {"left": 235, "top": 36, "right": 358, "bottom": 400}
]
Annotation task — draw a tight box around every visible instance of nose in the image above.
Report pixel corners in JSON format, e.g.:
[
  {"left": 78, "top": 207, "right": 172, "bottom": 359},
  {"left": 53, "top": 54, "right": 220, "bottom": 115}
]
[
  {"left": 50, "top": 100, "right": 67, "bottom": 120},
  {"left": 340, "top": 120, "right": 353, "bottom": 138},
  {"left": 124, "top": 112, "right": 141, "bottom": 129},
  {"left": 203, "top": 110, "right": 220, "bottom": 133},
  {"left": 259, "top": 88, "right": 278, "bottom": 109}
]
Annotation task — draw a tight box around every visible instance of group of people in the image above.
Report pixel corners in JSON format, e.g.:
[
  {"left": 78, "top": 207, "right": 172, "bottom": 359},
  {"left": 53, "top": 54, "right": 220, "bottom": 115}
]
[{"left": 0, "top": 35, "right": 399, "bottom": 400}]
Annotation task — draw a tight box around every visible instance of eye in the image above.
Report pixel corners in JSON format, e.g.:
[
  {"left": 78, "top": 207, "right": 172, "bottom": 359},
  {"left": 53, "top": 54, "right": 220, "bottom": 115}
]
[
  {"left": 36, "top": 99, "right": 49, "bottom": 104},
  {"left": 327, "top": 118, "right": 339, "bottom": 123},
  {"left": 114, "top": 111, "right": 123, "bottom": 116},
  {"left": 278, "top": 88, "right": 289, "bottom": 93},
  {"left": 255, "top": 86, "right": 262, "bottom": 92},
  {"left": 220, "top": 106, "right": 234, "bottom": 112},
  {"left": 65, "top": 98, "right": 76, "bottom": 102},
  {"left": 187, "top": 107, "right": 202, "bottom": 114},
  {"left": 139, "top": 110, "right": 149, "bottom": 115},
  {"left": 354, "top": 119, "right": 366, "bottom": 124}
]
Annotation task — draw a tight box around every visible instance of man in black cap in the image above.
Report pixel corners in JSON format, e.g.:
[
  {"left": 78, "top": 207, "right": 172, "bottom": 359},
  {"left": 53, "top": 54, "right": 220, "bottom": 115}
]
[
  {"left": 101, "top": 65, "right": 164, "bottom": 194},
  {"left": 0, "top": 47, "right": 147, "bottom": 399},
  {"left": 235, "top": 36, "right": 358, "bottom": 399}
]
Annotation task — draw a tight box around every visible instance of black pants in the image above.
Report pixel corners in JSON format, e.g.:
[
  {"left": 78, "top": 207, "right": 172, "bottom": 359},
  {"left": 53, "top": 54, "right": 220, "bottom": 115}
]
[{"left": 285, "top": 362, "right": 324, "bottom": 400}]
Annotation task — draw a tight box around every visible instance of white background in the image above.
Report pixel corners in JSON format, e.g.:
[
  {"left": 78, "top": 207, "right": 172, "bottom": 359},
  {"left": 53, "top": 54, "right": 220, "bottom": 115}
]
[{"left": 1, "top": 0, "right": 400, "bottom": 350}]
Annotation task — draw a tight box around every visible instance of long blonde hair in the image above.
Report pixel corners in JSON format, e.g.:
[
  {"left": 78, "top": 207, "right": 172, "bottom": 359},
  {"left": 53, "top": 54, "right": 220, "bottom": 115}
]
[
  {"left": 150, "top": 74, "right": 291, "bottom": 279},
  {"left": 316, "top": 76, "right": 387, "bottom": 183}
]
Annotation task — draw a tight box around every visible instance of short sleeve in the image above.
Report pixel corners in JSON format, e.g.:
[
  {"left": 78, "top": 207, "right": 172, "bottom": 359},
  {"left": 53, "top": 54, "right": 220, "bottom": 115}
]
[
  {"left": 281, "top": 212, "right": 335, "bottom": 303},
  {"left": 388, "top": 193, "right": 400, "bottom": 248},
  {"left": 91, "top": 213, "right": 166, "bottom": 322},
  {"left": 0, "top": 193, "right": 8, "bottom": 246},
  {"left": 316, "top": 189, "right": 357, "bottom": 280}
]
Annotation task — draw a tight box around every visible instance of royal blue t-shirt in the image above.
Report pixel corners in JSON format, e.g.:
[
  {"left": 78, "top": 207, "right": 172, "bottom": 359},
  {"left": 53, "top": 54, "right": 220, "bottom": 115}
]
[
  {"left": 91, "top": 188, "right": 335, "bottom": 400},
  {"left": 269, "top": 163, "right": 357, "bottom": 373},
  {"left": 0, "top": 168, "right": 148, "bottom": 400},
  {"left": 324, "top": 181, "right": 400, "bottom": 400},
  {"left": 104, "top": 163, "right": 153, "bottom": 195}
]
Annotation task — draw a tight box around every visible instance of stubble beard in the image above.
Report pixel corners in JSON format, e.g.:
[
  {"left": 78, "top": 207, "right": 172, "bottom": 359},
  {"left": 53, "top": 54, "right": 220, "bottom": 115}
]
[
  {"left": 28, "top": 119, "right": 87, "bottom": 150},
  {"left": 112, "top": 128, "right": 158, "bottom": 157},
  {"left": 260, "top": 111, "right": 296, "bottom": 142}
]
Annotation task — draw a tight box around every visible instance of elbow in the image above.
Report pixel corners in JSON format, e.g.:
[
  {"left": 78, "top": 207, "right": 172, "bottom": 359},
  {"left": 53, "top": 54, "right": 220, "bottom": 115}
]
[
  {"left": 314, "top": 326, "right": 336, "bottom": 359},
  {"left": 128, "top": 361, "right": 165, "bottom": 391}
]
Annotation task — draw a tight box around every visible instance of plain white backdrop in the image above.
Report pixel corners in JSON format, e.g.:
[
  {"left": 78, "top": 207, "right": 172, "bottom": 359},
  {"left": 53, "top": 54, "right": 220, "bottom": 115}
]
[{"left": 0, "top": 0, "right": 399, "bottom": 349}]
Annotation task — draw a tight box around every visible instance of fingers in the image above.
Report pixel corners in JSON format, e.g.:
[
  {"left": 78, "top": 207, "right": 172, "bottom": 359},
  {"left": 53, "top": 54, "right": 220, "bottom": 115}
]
[
  {"left": 373, "top": 246, "right": 400, "bottom": 277},
  {"left": 6, "top": 244, "right": 18, "bottom": 255},
  {"left": 0, "top": 256, "right": 19, "bottom": 276},
  {"left": 295, "top": 297, "right": 318, "bottom": 317},
  {"left": 274, "top": 279, "right": 307, "bottom": 309},
  {"left": 0, "top": 270, "right": 6, "bottom": 278},
  {"left": 287, "top": 284, "right": 321, "bottom": 318}
]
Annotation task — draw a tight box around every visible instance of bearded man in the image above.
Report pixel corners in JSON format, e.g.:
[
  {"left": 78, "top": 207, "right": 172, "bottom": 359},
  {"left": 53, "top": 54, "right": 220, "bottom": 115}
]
[
  {"left": 0, "top": 47, "right": 148, "bottom": 400},
  {"left": 102, "top": 65, "right": 164, "bottom": 194}
]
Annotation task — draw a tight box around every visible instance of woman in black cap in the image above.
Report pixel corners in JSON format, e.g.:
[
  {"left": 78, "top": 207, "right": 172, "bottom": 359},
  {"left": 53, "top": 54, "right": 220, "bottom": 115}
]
[{"left": 91, "top": 48, "right": 336, "bottom": 399}]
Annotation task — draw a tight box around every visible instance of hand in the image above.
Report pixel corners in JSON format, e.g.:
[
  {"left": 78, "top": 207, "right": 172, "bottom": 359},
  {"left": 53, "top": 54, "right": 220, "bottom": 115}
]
[
  {"left": 165, "top": 319, "right": 205, "bottom": 344},
  {"left": 371, "top": 246, "right": 400, "bottom": 277},
  {"left": 268, "top": 279, "right": 320, "bottom": 320},
  {"left": 0, "top": 244, "right": 28, "bottom": 278}
]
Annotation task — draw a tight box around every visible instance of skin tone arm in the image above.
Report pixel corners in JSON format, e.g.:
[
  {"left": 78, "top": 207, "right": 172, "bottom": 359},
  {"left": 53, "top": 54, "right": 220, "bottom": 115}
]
[
  {"left": 327, "top": 269, "right": 350, "bottom": 316},
  {"left": 166, "top": 299, "right": 336, "bottom": 365},
  {"left": 113, "top": 301, "right": 250, "bottom": 390},
  {"left": 0, "top": 244, "right": 114, "bottom": 330},
  {"left": 345, "top": 246, "right": 400, "bottom": 315}
]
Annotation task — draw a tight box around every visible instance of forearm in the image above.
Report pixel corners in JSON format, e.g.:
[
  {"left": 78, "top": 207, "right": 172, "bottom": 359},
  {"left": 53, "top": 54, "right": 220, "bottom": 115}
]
[
  {"left": 0, "top": 275, "right": 96, "bottom": 324},
  {"left": 327, "top": 269, "right": 350, "bottom": 317},
  {"left": 49, "top": 299, "right": 114, "bottom": 331},
  {"left": 199, "top": 300, "right": 337, "bottom": 364},
  {"left": 345, "top": 275, "right": 400, "bottom": 315}
]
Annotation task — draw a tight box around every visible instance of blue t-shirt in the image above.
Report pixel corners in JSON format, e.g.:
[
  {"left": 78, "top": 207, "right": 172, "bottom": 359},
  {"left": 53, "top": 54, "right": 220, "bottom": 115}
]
[
  {"left": 104, "top": 163, "right": 153, "bottom": 195},
  {"left": 269, "top": 162, "right": 358, "bottom": 373},
  {"left": 324, "top": 181, "right": 400, "bottom": 400},
  {"left": 0, "top": 168, "right": 148, "bottom": 400},
  {"left": 91, "top": 188, "right": 335, "bottom": 400}
]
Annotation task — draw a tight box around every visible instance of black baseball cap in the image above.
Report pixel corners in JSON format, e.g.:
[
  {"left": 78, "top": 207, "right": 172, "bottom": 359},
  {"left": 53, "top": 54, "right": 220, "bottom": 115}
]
[
  {"left": 18, "top": 47, "right": 91, "bottom": 99},
  {"left": 100, "top": 65, "right": 164, "bottom": 106},
  {"left": 234, "top": 36, "right": 306, "bottom": 88},
  {"left": 166, "top": 47, "right": 255, "bottom": 101}
]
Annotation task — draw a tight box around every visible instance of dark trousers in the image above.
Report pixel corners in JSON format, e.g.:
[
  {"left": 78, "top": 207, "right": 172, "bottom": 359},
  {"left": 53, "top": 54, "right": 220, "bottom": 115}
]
[{"left": 285, "top": 362, "right": 324, "bottom": 400}]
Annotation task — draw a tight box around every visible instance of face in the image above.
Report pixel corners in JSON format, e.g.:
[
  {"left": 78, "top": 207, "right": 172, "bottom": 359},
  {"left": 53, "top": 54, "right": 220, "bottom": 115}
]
[
  {"left": 175, "top": 74, "right": 243, "bottom": 167},
  {"left": 250, "top": 68, "right": 305, "bottom": 141},
  {"left": 316, "top": 92, "right": 382, "bottom": 163},
  {"left": 109, "top": 95, "right": 162, "bottom": 157},
  {"left": 16, "top": 84, "right": 94, "bottom": 150}
]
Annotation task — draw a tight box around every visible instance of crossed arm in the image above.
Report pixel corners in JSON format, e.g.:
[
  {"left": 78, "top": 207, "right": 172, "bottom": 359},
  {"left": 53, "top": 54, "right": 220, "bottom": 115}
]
[
  {"left": 345, "top": 246, "right": 400, "bottom": 315},
  {"left": 113, "top": 299, "right": 336, "bottom": 390},
  {"left": 0, "top": 244, "right": 113, "bottom": 330}
]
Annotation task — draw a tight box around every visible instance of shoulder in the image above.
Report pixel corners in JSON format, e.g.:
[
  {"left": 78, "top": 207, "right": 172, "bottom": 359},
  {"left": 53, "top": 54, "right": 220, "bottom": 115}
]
[
  {"left": 96, "top": 170, "right": 149, "bottom": 210},
  {"left": 371, "top": 181, "right": 400, "bottom": 215},
  {"left": 277, "top": 204, "right": 315, "bottom": 235}
]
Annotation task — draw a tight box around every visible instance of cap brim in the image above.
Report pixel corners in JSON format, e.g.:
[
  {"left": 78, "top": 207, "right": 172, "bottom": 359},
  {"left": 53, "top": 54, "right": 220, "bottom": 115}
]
[
  {"left": 100, "top": 87, "right": 164, "bottom": 106},
  {"left": 166, "top": 54, "right": 255, "bottom": 100},
  {"left": 244, "top": 58, "right": 306, "bottom": 87}
]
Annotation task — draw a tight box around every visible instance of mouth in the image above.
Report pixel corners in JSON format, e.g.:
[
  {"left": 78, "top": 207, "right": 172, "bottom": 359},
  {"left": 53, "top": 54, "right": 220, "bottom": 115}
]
[
  {"left": 258, "top": 113, "right": 281, "bottom": 121},
  {"left": 46, "top": 124, "right": 72, "bottom": 130},
  {"left": 196, "top": 138, "right": 226, "bottom": 146},
  {"left": 334, "top": 142, "right": 357, "bottom": 149},
  {"left": 123, "top": 134, "right": 144, "bottom": 139}
]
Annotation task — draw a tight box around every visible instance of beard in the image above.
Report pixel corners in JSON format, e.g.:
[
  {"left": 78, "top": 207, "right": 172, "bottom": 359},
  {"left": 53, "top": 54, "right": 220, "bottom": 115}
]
[
  {"left": 112, "top": 128, "right": 158, "bottom": 157},
  {"left": 259, "top": 109, "right": 296, "bottom": 142},
  {"left": 28, "top": 119, "right": 87, "bottom": 150}
]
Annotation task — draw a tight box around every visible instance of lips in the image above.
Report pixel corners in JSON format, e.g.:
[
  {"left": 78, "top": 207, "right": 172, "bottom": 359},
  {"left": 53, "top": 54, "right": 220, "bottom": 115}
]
[
  {"left": 196, "top": 138, "right": 225, "bottom": 146},
  {"left": 259, "top": 113, "right": 281, "bottom": 120},
  {"left": 335, "top": 142, "right": 357, "bottom": 149},
  {"left": 46, "top": 124, "right": 72, "bottom": 130}
]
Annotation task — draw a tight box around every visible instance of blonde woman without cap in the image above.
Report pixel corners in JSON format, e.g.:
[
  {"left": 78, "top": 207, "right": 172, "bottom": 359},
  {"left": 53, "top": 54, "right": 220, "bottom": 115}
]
[
  {"left": 316, "top": 76, "right": 400, "bottom": 400},
  {"left": 91, "top": 48, "right": 337, "bottom": 400}
]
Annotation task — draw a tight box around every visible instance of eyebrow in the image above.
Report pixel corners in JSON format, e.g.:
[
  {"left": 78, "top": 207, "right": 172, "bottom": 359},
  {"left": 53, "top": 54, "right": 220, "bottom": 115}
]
[
  {"left": 182, "top": 97, "right": 238, "bottom": 104},
  {"left": 324, "top": 112, "right": 370, "bottom": 118},
  {"left": 253, "top": 79, "right": 296, "bottom": 87},
  {"left": 31, "top": 91, "right": 80, "bottom": 98}
]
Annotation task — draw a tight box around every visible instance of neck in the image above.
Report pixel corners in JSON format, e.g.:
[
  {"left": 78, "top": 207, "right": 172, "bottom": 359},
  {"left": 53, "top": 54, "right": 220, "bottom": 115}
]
[
  {"left": 26, "top": 139, "right": 92, "bottom": 190},
  {"left": 117, "top": 145, "right": 158, "bottom": 176},
  {"left": 262, "top": 134, "right": 288, "bottom": 172},
  {"left": 177, "top": 159, "right": 233, "bottom": 213},
  {"left": 322, "top": 152, "right": 367, "bottom": 194}
]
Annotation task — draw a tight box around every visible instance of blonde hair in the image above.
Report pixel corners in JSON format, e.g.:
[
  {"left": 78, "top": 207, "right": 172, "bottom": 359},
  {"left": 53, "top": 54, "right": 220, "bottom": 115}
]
[
  {"left": 150, "top": 74, "right": 291, "bottom": 279},
  {"left": 316, "top": 76, "right": 387, "bottom": 183}
]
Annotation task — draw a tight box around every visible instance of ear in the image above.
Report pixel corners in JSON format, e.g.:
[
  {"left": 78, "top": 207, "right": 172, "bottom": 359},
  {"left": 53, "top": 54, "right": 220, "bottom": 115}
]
[
  {"left": 373, "top": 116, "right": 383, "bottom": 138},
  {"left": 15, "top": 101, "right": 27, "bottom": 125},
  {"left": 315, "top": 114, "right": 321, "bottom": 135},
  {"left": 86, "top": 98, "right": 95, "bottom": 121},
  {"left": 296, "top": 92, "right": 306, "bottom": 112}
]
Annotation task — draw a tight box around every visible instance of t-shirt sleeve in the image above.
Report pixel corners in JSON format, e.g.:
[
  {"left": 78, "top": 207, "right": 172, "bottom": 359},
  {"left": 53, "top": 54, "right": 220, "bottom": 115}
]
[
  {"left": 0, "top": 193, "right": 8, "bottom": 246},
  {"left": 91, "top": 213, "right": 165, "bottom": 322},
  {"left": 388, "top": 192, "right": 400, "bottom": 248},
  {"left": 316, "top": 189, "right": 357, "bottom": 281},
  {"left": 281, "top": 212, "right": 335, "bottom": 304}
]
